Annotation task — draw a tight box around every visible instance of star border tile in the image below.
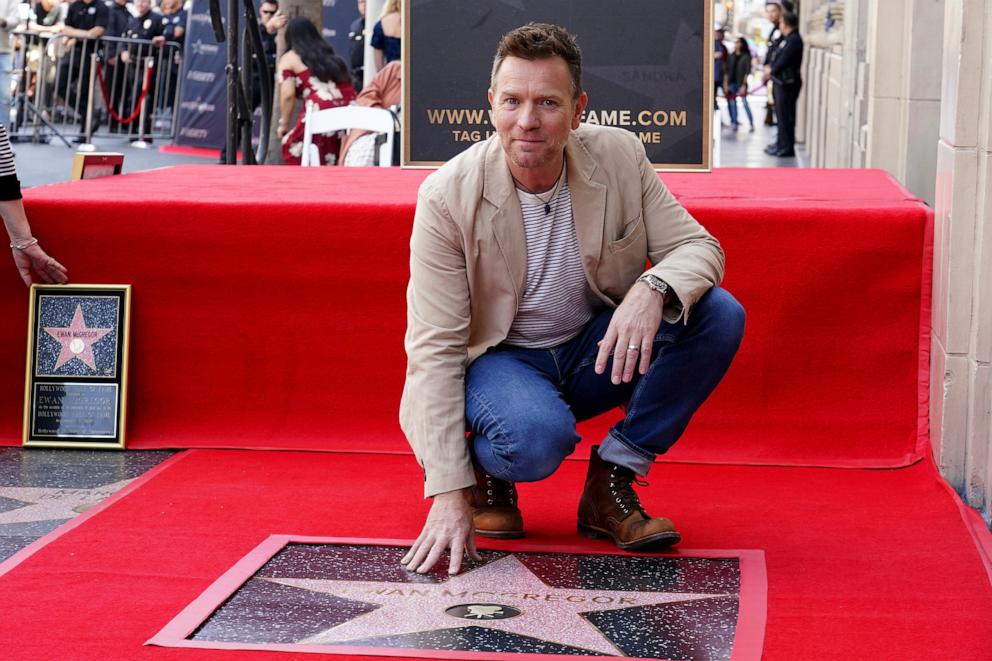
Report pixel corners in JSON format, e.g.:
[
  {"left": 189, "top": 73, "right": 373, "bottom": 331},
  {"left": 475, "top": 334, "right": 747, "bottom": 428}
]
[{"left": 148, "top": 535, "right": 766, "bottom": 660}]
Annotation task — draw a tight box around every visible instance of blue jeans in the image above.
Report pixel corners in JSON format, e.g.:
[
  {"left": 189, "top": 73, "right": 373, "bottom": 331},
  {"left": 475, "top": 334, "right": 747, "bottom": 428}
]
[
  {"left": 727, "top": 83, "right": 754, "bottom": 127},
  {"left": 465, "top": 287, "right": 745, "bottom": 481}
]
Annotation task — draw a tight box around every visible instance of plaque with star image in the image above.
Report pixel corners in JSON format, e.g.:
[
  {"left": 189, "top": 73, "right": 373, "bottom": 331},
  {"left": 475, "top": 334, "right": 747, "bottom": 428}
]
[
  {"left": 149, "top": 536, "right": 767, "bottom": 660},
  {"left": 22, "top": 284, "right": 131, "bottom": 449}
]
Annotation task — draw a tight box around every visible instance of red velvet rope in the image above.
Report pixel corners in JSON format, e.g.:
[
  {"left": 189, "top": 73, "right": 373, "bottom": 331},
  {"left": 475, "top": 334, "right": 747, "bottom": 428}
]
[
  {"left": 95, "top": 59, "right": 154, "bottom": 124},
  {"left": 717, "top": 81, "right": 769, "bottom": 100}
]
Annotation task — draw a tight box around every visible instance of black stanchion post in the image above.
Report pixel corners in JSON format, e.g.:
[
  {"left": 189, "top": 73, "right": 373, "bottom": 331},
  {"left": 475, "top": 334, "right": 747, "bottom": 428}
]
[{"left": 225, "top": 0, "right": 239, "bottom": 163}]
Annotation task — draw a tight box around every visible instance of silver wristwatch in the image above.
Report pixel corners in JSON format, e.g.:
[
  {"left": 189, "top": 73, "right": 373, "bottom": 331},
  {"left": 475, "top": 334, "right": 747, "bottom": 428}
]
[{"left": 638, "top": 274, "right": 670, "bottom": 300}]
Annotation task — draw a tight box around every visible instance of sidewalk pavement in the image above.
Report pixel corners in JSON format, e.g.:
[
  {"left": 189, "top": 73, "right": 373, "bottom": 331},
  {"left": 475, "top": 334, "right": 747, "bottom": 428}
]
[{"left": 11, "top": 136, "right": 215, "bottom": 189}]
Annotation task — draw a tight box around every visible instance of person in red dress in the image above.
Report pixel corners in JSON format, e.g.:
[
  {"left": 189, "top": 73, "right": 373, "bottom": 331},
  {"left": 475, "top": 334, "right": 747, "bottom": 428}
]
[{"left": 276, "top": 17, "right": 357, "bottom": 165}]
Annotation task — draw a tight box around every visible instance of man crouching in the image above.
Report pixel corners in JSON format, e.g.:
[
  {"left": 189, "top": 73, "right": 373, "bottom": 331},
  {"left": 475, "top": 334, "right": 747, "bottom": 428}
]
[{"left": 400, "top": 23, "right": 745, "bottom": 574}]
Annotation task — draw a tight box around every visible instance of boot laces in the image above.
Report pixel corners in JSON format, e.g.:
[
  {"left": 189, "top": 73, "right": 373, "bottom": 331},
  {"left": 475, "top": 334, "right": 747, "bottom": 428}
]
[
  {"left": 609, "top": 466, "right": 649, "bottom": 518},
  {"left": 484, "top": 474, "right": 517, "bottom": 507}
]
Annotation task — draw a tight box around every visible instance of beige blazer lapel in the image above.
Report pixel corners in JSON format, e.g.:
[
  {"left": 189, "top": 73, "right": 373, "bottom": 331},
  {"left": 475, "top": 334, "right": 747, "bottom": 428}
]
[
  {"left": 565, "top": 132, "right": 608, "bottom": 275},
  {"left": 482, "top": 140, "right": 527, "bottom": 300}
]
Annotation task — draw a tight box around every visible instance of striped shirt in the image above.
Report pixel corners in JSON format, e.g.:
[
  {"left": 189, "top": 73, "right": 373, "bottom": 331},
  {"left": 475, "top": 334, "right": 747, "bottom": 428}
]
[
  {"left": 0, "top": 123, "right": 22, "bottom": 201},
  {"left": 504, "top": 170, "right": 601, "bottom": 348}
]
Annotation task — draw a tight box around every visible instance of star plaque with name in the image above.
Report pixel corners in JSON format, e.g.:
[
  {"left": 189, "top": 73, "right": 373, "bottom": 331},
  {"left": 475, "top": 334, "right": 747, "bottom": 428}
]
[
  {"left": 149, "top": 536, "right": 767, "bottom": 660},
  {"left": 23, "top": 285, "right": 131, "bottom": 449}
]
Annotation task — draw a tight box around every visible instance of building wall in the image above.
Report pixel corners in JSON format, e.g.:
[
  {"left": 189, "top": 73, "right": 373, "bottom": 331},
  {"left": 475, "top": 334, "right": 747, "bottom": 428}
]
[
  {"left": 932, "top": 0, "right": 992, "bottom": 521},
  {"left": 801, "top": 0, "right": 992, "bottom": 525}
]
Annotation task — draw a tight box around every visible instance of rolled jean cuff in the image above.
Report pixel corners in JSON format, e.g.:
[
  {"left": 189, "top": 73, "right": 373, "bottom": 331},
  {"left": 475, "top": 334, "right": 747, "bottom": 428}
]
[{"left": 599, "top": 430, "right": 655, "bottom": 476}]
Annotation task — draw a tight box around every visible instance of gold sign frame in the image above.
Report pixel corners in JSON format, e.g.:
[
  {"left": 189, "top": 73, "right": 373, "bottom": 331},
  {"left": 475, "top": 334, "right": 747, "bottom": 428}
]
[
  {"left": 69, "top": 152, "right": 125, "bottom": 181},
  {"left": 22, "top": 284, "right": 132, "bottom": 450}
]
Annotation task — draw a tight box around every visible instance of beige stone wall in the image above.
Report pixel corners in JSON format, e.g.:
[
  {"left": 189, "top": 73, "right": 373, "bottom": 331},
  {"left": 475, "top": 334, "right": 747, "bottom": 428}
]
[
  {"left": 932, "top": 0, "right": 992, "bottom": 520},
  {"left": 802, "top": 0, "right": 992, "bottom": 525}
]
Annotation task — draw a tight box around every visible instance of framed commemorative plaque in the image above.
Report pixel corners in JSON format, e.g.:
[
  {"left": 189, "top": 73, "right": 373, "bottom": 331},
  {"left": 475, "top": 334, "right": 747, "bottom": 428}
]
[
  {"left": 22, "top": 284, "right": 131, "bottom": 449},
  {"left": 69, "top": 152, "right": 125, "bottom": 181}
]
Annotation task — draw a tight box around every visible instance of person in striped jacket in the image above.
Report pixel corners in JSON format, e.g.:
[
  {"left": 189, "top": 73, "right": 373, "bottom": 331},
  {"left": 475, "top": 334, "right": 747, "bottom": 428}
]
[{"left": 0, "top": 124, "right": 68, "bottom": 285}]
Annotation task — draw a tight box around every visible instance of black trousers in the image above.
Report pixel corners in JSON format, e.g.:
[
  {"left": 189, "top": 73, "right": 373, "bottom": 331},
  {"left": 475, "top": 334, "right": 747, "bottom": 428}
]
[{"left": 774, "top": 81, "right": 802, "bottom": 153}]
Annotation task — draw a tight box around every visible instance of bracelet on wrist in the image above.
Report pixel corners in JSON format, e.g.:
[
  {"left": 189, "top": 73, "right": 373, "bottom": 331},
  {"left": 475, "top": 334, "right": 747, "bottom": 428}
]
[{"left": 10, "top": 237, "right": 39, "bottom": 251}]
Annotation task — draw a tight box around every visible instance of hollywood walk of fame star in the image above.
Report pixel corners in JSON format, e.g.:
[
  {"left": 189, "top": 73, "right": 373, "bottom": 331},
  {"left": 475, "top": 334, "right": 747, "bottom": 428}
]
[
  {"left": 0, "top": 480, "right": 131, "bottom": 525},
  {"left": 43, "top": 304, "right": 112, "bottom": 372},
  {"left": 266, "top": 554, "right": 728, "bottom": 655}
]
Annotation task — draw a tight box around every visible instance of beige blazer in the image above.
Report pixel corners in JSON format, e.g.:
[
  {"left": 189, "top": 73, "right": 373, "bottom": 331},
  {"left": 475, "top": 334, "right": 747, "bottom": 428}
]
[{"left": 401, "top": 124, "right": 725, "bottom": 497}]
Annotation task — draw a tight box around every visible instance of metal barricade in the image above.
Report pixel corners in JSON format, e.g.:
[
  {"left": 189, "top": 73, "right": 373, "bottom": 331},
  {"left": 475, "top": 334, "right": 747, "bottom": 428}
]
[{"left": 10, "top": 31, "right": 184, "bottom": 145}]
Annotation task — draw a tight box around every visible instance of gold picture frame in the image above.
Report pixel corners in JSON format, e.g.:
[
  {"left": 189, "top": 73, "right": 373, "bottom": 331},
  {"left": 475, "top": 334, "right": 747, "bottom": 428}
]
[
  {"left": 22, "top": 284, "right": 132, "bottom": 449},
  {"left": 69, "top": 152, "right": 125, "bottom": 181}
]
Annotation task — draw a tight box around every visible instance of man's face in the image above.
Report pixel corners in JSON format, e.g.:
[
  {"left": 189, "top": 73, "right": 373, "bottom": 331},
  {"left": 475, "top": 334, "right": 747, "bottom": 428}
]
[
  {"left": 260, "top": 2, "right": 278, "bottom": 25},
  {"left": 488, "top": 56, "right": 587, "bottom": 177},
  {"left": 357, "top": 0, "right": 366, "bottom": 17},
  {"left": 766, "top": 4, "right": 781, "bottom": 24},
  {"left": 134, "top": 0, "right": 150, "bottom": 14}
]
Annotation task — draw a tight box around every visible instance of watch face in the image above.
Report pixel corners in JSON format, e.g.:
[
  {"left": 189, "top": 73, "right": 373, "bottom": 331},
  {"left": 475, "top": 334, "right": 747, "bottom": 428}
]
[{"left": 642, "top": 275, "right": 668, "bottom": 295}]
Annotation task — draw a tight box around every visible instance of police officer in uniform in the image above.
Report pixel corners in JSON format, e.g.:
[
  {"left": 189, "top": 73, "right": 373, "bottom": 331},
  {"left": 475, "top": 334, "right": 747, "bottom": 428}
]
[
  {"left": 121, "top": 0, "right": 163, "bottom": 140},
  {"left": 105, "top": 0, "right": 129, "bottom": 37},
  {"left": 155, "top": 0, "right": 187, "bottom": 111},
  {"left": 158, "top": 0, "right": 187, "bottom": 45},
  {"left": 58, "top": 0, "right": 109, "bottom": 139},
  {"left": 767, "top": 11, "right": 803, "bottom": 157}
]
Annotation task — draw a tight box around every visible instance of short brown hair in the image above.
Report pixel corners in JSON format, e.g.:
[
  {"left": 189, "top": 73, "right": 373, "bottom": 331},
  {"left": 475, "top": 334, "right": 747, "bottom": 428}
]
[{"left": 491, "top": 23, "right": 583, "bottom": 98}]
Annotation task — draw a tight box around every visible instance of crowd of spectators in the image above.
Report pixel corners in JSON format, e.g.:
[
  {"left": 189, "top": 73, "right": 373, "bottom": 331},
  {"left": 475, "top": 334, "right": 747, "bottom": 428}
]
[
  {"left": 8, "top": 0, "right": 188, "bottom": 142},
  {"left": 3, "top": 0, "right": 401, "bottom": 163}
]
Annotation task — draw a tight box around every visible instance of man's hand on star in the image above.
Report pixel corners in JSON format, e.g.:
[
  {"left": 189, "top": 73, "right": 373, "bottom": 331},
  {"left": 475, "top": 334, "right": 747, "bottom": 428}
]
[
  {"left": 595, "top": 281, "right": 665, "bottom": 385},
  {"left": 401, "top": 488, "right": 480, "bottom": 575}
]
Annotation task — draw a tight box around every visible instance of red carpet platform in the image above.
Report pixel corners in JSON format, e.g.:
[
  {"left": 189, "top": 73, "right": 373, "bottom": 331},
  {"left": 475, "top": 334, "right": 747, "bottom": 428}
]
[
  {"left": 0, "top": 166, "right": 989, "bottom": 659},
  {"left": 1, "top": 167, "right": 930, "bottom": 469}
]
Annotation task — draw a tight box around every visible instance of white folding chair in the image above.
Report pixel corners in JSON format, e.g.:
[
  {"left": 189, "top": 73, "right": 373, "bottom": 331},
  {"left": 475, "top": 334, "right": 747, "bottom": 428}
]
[{"left": 301, "top": 103, "right": 396, "bottom": 167}]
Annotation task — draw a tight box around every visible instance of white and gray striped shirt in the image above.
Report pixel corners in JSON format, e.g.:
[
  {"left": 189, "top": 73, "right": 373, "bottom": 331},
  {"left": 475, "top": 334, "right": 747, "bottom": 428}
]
[
  {"left": 0, "top": 123, "right": 21, "bottom": 201},
  {"left": 504, "top": 170, "right": 601, "bottom": 348}
]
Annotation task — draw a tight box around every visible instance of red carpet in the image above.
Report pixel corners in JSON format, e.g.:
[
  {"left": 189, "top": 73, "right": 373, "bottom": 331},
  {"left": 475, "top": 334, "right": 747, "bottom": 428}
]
[
  {"left": 0, "top": 166, "right": 982, "bottom": 658},
  {"left": 0, "top": 167, "right": 931, "bottom": 470},
  {"left": 0, "top": 449, "right": 987, "bottom": 660}
]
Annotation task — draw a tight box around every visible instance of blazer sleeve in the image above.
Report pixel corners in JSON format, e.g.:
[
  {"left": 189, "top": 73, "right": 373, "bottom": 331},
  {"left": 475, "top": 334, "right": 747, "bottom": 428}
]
[
  {"left": 400, "top": 179, "right": 476, "bottom": 498},
  {"left": 633, "top": 136, "right": 725, "bottom": 323}
]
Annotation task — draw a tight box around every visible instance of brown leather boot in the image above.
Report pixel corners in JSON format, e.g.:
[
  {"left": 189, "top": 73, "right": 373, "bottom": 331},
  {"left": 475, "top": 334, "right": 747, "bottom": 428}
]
[
  {"left": 577, "top": 445, "right": 681, "bottom": 550},
  {"left": 468, "top": 463, "right": 524, "bottom": 539}
]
